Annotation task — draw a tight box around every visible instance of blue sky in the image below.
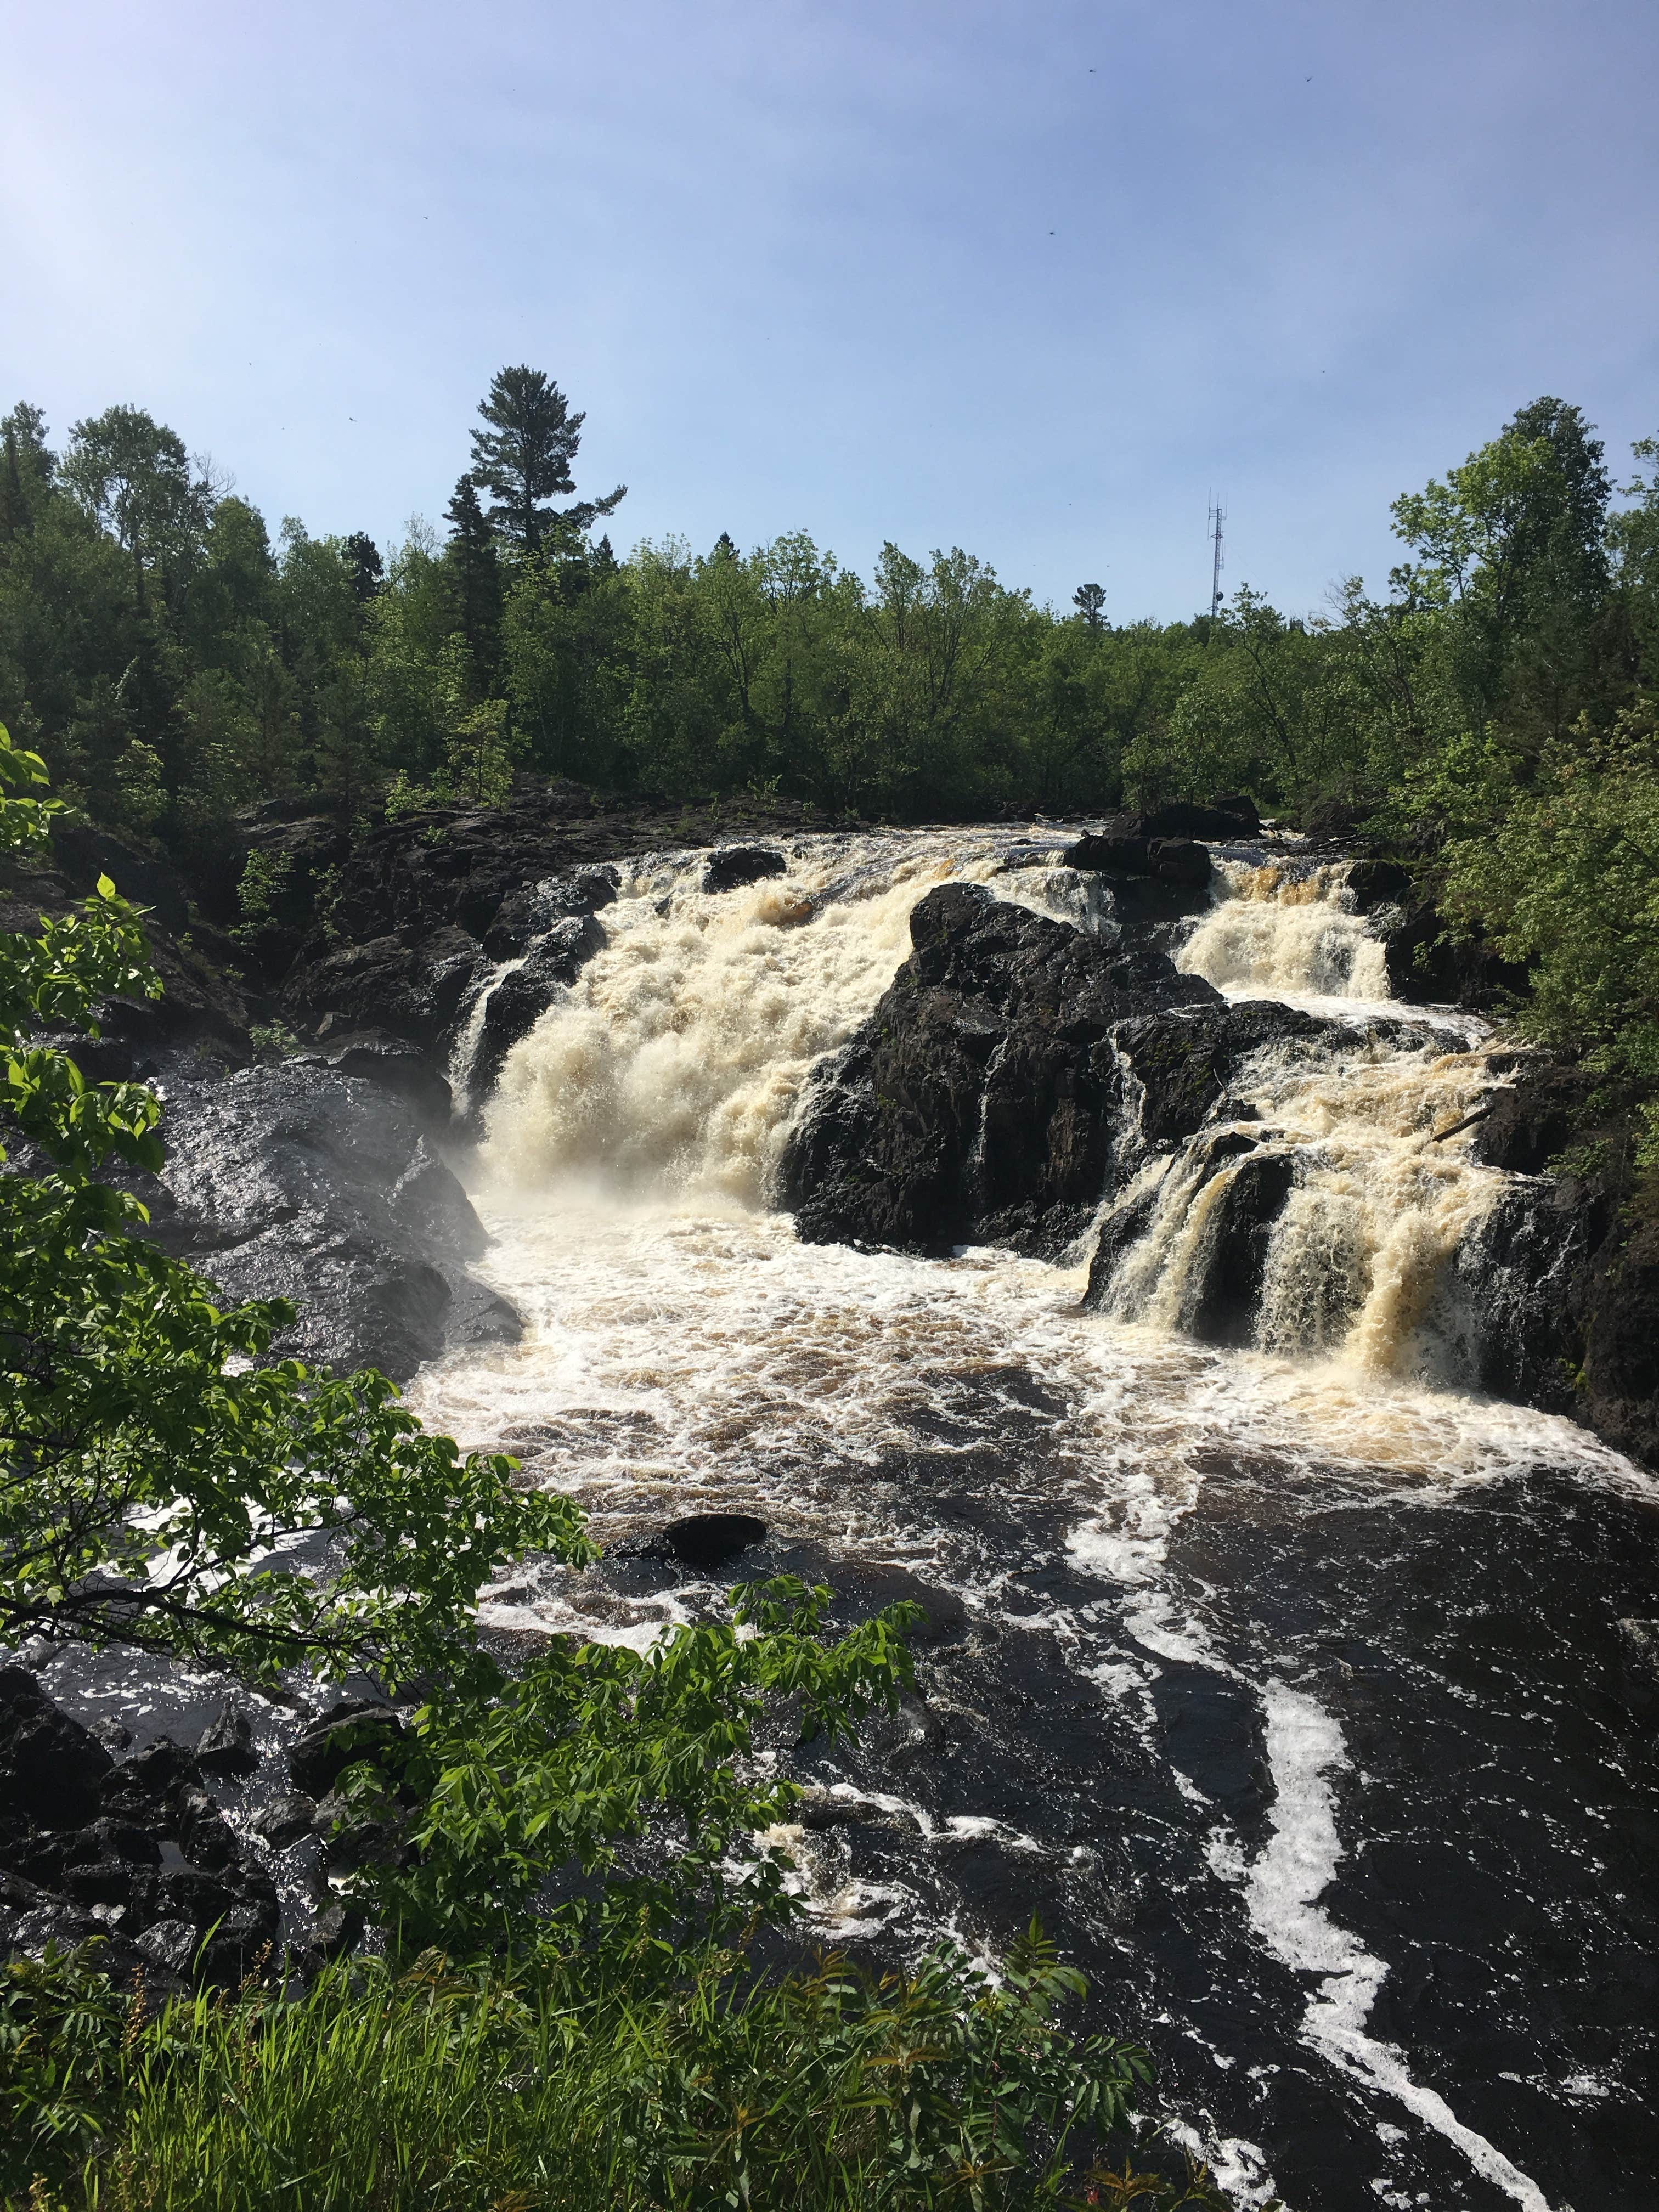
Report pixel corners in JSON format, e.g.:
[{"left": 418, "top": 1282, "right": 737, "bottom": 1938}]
[{"left": 5, "top": 0, "right": 1656, "bottom": 618}]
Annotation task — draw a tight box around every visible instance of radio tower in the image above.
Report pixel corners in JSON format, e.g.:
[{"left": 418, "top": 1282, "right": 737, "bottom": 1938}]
[{"left": 1207, "top": 496, "right": 1227, "bottom": 622}]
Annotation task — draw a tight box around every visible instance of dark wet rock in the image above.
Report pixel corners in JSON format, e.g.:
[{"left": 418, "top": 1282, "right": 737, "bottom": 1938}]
[
  {"left": 1437, "top": 1180, "right": 1597, "bottom": 1414},
  {"left": 196, "top": 1699, "right": 257, "bottom": 1779},
  {"left": 661, "top": 1514, "right": 769, "bottom": 1570},
  {"left": 1139, "top": 798, "right": 1260, "bottom": 839},
  {"left": 288, "top": 1702, "right": 405, "bottom": 1801},
  {"left": 782, "top": 883, "right": 1221, "bottom": 1256},
  {"left": 1344, "top": 857, "right": 1413, "bottom": 912},
  {"left": 251, "top": 1792, "right": 317, "bottom": 1850},
  {"left": 1181, "top": 1145, "right": 1297, "bottom": 1347},
  {"left": 464, "top": 912, "right": 608, "bottom": 1107},
  {"left": 121, "top": 1062, "right": 518, "bottom": 1380},
  {"left": 0, "top": 1667, "right": 114, "bottom": 1828},
  {"left": 1064, "top": 832, "right": 1210, "bottom": 887},
  {"left": 310, "top": 1900, "right": 365, "bottom": 1958},
  {"left": 703, "top": 844, "right": 788, "bottom": 893},
  {"left": 483, "top": 865, "right": 619, "bottom": 961},
  {"left": 279, "top": 924, "right": 485, "bottom": 1051},
  {"left": 272, "top": 786, "right": 812, "bottom": 1036},
  {"left": 1581, "top": 1216, "right": 1659, "bottom": 1471},
  {"left": 1383, "top": 894, "right": 1528, "bottom": 1009},
  {"left": 1472, "top": 1063, "right": 1597, "bottom": 1176},
  {"left": 134, "top": 1917, "right": 200, "bottom": 1977},
  {"left": 292, "top": 1029, "right": 453, "bottom": 1124},
  {"left": 2, "top": 1686, "right": 279, "bottom": 1988}
]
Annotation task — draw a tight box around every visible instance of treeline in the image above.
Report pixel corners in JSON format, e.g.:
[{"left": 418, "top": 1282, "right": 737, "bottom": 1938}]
[{"left": 4, "top": 374, "right": 1659, "bottom": 1129}]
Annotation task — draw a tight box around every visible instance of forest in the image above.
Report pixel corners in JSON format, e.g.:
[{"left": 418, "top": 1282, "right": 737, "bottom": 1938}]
[{"left": 3, "top": 371, "right": 1657, "bottom": 1144}]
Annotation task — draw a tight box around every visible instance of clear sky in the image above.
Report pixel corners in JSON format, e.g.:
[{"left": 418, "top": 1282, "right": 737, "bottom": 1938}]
[{"left": 4, "top": 1, "right": 1656, "bottom": 619}]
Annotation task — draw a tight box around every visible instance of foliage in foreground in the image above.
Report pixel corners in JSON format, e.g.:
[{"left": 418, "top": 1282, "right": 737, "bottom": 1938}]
[{"left": 0, "top": 1936, "right": 1227, "bottom": 2212}]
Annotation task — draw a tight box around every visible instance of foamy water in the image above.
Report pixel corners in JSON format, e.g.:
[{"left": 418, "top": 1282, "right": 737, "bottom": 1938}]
[{"left": 407, "top": 828, "right": 1643, "bottom": 2209}]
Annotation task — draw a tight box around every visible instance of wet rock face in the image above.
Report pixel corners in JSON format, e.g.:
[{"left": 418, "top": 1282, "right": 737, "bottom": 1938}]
[
  {"left": 780, "top": 887, "right": 1329, "bottom": 1262},
  {"left": 123, "top": 1062, "right": 518, "bottom": 1380},
  {"left": 465, "top": 911, "right": 608, "bottom": 1108},
  {"left": 781, "top": 884, "right": 1222, "bottom": 1255},
  {"left": 0, "top": 1671, "right": 278, "bottom": 1990},
  {"left": 1063, "top": 832, "right": 1211, "bottom": 888},
  {"left": 703, "top": 845, "right": 787, "bottom": 894}
]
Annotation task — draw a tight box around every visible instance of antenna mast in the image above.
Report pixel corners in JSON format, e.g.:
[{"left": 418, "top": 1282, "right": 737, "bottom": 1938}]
[{"left": 1207, "top": 495, "right": 1226, "bottom": 621}]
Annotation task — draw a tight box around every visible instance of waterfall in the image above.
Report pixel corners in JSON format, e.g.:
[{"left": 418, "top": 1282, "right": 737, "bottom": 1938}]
[
  {"left": 1090, "top": 1026, "right": 1506, "bottom": 1380},
  {"left": 478, "top": 830, "right": 1093, "bottom": 1206}
]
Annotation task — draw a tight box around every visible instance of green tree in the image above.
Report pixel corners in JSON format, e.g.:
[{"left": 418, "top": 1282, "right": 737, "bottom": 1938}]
[
  {"left": 443, "top": 473, "right": 504, "bottom": 678},
  {"left": 60, "top": 405, "right": 204, "bottom": 609},
  {"left": 469, "top": 366, "right": 625, "bottom": 554}
]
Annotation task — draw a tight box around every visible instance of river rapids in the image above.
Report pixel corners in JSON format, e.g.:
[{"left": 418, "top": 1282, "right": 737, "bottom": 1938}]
[{"left": 398, "top": 829, "right": 1655, "bottom": 2211}]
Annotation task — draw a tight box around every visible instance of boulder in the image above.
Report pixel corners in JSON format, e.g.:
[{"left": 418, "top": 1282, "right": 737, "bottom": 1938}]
[
  {"left": 661, "top": 1514, "right": 768, "bottom": 1570},
  {"left": 288, "top": 1701, "right": 406, "bottom": 1801},
  {"left": 251, "top": 1792, "right": 317, "bottom": 1850},
  {"left": 196, "top": 1699, "right": 258, "bottom": 1779},
  {"left": 279, "top": 926, "right": 485, "bottom": 1051},
  {"left": 1, "top": 1696, "right": 280, "bottom": 1989},
  {"left": 293, "top": 1030, "right": 453, "bottom": 1124},
  {"left": 0, "top": 1668, "right": 114, "bottom": 1830},
  {"left": 703, "top": 845, "right": 788, "bottom": 894},
  {"left": 464, "top": 912, "right": 608, "bottom": 1107},
  {"left": 483, "top": 866, "right": 619, "bottom": 961},
  {"left": 1063, "top": 832, "right": 1210, "bottom": 890},
  {"left": 781, "top": 884, "right": 1221, "bottom": 1256}
]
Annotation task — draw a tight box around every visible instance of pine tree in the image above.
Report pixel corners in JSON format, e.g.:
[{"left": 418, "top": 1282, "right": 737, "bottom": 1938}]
[
  {"left": 1073, "top": 582, "right": 1106, "bottom": 630},
  {"left": 468, "top": 366, "right": 625, "bottom": 554},
  {"left": 444, "top": 475, "right": 504, "bottom": 673},
  {"left": 347, "top": 532, "right": 385, "bottom": 605}
]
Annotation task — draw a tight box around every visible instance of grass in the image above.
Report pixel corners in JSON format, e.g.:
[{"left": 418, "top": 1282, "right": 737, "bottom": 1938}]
[{"left": 3, "top": 1937, "right": 1229, "bottom": 2212}]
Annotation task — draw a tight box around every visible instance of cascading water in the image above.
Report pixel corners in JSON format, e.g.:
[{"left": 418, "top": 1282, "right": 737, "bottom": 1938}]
[
  {"left": 408, "top": 830, "right": 1657, "bottom": 2212},
  {"left": 1177, "top": 856, "right": 1393, "bottom": 1008}
]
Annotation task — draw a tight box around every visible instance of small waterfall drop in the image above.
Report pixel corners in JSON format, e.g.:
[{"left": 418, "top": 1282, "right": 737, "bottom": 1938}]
[
  {"left": 1177, "top": 858, "right": 1391, "bottom": 1006},
  {"left": 1092, "top": 1028, "right": 1504, "bottom": 1379}
]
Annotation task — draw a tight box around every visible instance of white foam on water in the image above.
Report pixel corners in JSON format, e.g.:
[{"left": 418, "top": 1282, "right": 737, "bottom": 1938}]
[{"left": 1248, "top": 1681, "right": 1555, "bottom": 2211}]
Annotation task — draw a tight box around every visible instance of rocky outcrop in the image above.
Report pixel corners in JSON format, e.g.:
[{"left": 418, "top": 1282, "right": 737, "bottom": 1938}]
[
  {"left": 0, "top": 1670, "right": 278, "bottom": 1989},
  {"left": 703, "top": 844, "right": 787, "bottom": 894},
  {"left": 462, "top": 910, "right": 610, "bottom": 1110},
  {"left": 780, "top": 884, "right": 1222, "bottom": 1256},
  {"left": 126, "top": 1063, "right": 518, "bottom": 1379}
]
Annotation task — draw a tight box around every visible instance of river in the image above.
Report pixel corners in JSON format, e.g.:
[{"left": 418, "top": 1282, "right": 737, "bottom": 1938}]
[{"left": 404, "top": 828, "right": 1657, "bottom": 2211}]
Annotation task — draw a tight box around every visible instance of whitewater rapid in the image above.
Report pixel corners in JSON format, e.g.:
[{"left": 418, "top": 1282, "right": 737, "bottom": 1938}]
[{"left": 407, "top": 829, "right": 1650, "bottom": 2211}]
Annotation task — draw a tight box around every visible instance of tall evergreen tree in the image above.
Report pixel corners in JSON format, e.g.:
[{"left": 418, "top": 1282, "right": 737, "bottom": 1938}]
[
  {"left": 444, "top": 475, "right": 504, "bottom": 670},
  {"left": 1073, "top": 582, "right": 1106, "bottom": 629},
  {"left": 347, "top": 531, "right": 385, "bottom": 605},
  {"left": 0, "top": 405, "right": 54, "bottom": 541},
  {"left": 468, "top": 366, "right": 625, "bottom": 553}
]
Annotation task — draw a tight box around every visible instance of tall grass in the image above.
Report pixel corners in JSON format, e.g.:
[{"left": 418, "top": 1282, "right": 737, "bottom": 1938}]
[{"left": 3, "top": 1938, "right": 1226, "bottom": 2211}]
